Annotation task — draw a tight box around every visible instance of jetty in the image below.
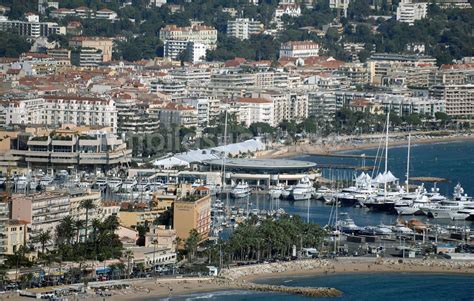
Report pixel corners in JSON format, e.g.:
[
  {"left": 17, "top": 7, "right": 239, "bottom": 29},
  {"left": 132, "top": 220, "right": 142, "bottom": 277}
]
[
  {"left": 303, "top": 153, "right": 380, "bottom": 160},
  {"left": 238, "top": 283, "right": 342, "bottom": 298},
  {"left": 409, "top": 176, "right": 449, "bottom": 182}
]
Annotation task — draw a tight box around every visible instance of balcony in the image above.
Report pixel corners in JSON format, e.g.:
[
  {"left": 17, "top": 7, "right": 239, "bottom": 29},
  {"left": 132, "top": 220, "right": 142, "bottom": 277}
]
[{"left": 28, "top": 136, "right": 51, "bottom": 146}]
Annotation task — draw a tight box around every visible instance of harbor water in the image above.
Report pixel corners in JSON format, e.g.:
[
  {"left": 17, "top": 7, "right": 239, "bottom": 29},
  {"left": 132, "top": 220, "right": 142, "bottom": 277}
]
[{"left": 163, "top": 273, "right": 474, "bottom": 301}]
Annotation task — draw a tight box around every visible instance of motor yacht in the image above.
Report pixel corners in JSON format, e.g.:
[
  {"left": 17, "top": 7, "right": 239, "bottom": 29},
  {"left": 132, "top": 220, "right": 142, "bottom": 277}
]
[
  {"left": 269, "top": 183, "right": 285, "bottom": 199},
  {"left": 292, "top": 177, "right": 314, "bottom": 201},
  {"left": 231, "top": 182, "right": 251, "bottom": 198}
]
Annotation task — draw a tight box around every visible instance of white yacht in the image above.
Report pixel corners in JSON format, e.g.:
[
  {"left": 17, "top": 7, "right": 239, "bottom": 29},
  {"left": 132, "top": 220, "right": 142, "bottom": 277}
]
[
  {"left": 281, "top": 186, "right": 293, "bottom": 199},
  {"left": 449, "top": 204, "right": 474, "bottom": 221},
  {"left": 292, "top": 177, "right": 314, "bottom": 201},
  {"left": 122, "top": 178, "right": 137, "bottom": 192},
  {"left": 421, "top": 200, "right": 474, "bottom": 219},
  {"left": 269, "top": 183, "right": 285, "bottom": 199},
  {"left": 0, "top": 176, "right": 6, "bottom": 187},
  {"left": 231, "top": 182, "right": 251, "bottom": 198},
  {"left": 95, "top": 177, "right": 108, "bottom": 190}
]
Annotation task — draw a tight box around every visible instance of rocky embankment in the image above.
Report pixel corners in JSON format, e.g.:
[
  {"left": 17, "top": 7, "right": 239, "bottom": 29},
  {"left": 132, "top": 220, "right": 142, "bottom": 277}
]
[{"left": 239, "top": 283, "right": 342, "bottom": 297}]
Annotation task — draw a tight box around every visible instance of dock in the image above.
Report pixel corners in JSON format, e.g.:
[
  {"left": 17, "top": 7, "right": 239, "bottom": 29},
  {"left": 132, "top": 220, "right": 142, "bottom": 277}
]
[
  {"left": 409, "top": 177, "right": 449, "bottom": 183},
  {"left": 303, "top": 153, "right": 381, "bottom": 160},
  {"left": 238, "top": 283, "right": 342, "bottom": 298}
]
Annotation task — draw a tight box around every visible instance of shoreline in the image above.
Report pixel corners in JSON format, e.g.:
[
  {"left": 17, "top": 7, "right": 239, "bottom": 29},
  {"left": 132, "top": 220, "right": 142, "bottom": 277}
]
[
  {"left": 67, "top": 258, "right": 474, "bottom": 300},
  {"left": 260, "top": 132, "right": 474, "bottom": 159}
]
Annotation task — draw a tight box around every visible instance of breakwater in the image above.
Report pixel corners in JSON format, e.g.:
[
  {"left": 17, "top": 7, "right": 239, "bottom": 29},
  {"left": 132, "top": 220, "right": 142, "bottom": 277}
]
[{"left": 238, "top": 283, "right": 342, "bottom": 297}]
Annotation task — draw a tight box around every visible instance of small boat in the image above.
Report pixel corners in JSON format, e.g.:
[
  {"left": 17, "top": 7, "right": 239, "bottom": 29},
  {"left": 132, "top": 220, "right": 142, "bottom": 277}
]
[
  {"left": 337, "top": 213, "right": 363, "bottom": 234},
  {"left": 94, "top": 177, "right": 108, "bottom": 190},
  {"left": 231, "top": 182, "right": 251, "bottom": 198}
]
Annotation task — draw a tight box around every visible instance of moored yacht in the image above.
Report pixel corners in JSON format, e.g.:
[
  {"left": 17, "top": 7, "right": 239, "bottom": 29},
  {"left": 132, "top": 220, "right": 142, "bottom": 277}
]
[
  {"left": 281, "top": 186, "right": 293, "bottom": 199},
  {"left": 269, "top": 183, "right": 285, "bottom": 199},
  {"left": 292, "top": 177, "right": 314, "bottom": 201},
  {"left": 231, "top": 182, "right": 251, "bottom": 198},
  {"left": 107, "top": 177, "right": 122, "bottom": 192}
]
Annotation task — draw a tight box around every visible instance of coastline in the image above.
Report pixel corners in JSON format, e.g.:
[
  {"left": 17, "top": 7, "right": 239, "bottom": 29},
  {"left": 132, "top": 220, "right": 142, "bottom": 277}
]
[
  {"left": 52, "top": 258, "right": 474, "bottom": 301},
  {"left": 260, "top": 132, "right": 474, "bottom": 159}
]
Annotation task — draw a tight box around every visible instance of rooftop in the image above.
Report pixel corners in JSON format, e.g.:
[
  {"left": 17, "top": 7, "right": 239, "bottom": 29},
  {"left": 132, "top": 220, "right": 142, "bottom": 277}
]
[{"left": 203, "top": 158, "right": 317, "bottom": 171}]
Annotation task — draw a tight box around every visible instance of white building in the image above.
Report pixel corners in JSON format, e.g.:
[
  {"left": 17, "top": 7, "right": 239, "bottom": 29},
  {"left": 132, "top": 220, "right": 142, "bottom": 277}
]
[
  {"left": 396, "top": 0, "right": 428, "bottom": 25},
  {"left": 235, "top": 97, "right": 275, "bottom": 126},
  {"left": 274, "top": 4, "right": 301, "bottom": 18},
  {"left": 429, "top": 84, "right": 474, "bottom": 117},
  {"left": 250, "top": 90, "right": 308, "bottom": 124},
  {"left": 329, "top": 0, "right": 350, "bottom": 17},
  {"left": 187, "top": 41, "right": 207, "bottom": 63},
  {"left": 159, "top": 24, "right": 217, "bottom": 49},
  {"left": 279, "top": 41, "right": 319, "bottom": 58},
  {"left": 6, "top": 96, "right": 118, "bottom": 132},
  {"left": 95, "top": 8, "right": 118, "bottom": 20},
  {"left": 227, "top": 18, "right": 264, "bottom": 40},
  {"left": 0, "top": 13, "right": 65, "bottom": 38}
]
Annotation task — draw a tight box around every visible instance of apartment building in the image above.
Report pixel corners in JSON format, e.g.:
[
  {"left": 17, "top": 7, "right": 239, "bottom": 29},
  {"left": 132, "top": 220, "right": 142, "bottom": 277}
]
[
  {"left": 227, "top": 18, "right": 264, "bottom": 40},
  {"left": 182, "top": 98, "right": 215, "bottom": 130},
  {"left": 163, "top": 40, "right": 207, "bottom": 63},
  {"left": 209, "top": 68, "right": 256, "bottom": 98},
  {"left": 158, "top": 103, "right": 198, "bottom": 129},
  {"left": 5, "top": 96, "right": 116, "bottom": 131},
  {"left": 69, "top": 189, "right": 102, "bottom": 222},
  {"left": 173, "top": 194, "right": 211, "bottom": 243},
  {"left": 396, "top": 0, "right": 428, "bottom": 25},
  {"left": 159, "top": 24, "right": 217, "bottom": 48},
  {"left": 250, "top": 89, "right": 308, "bottom": 124},
  {"left": 375, "top": 95, "right": 446, "bottom": 117},
  {"left": 429, "top": 84, "right": 474, "bottom": 117},
  {"left": 0, "top": 200, "right": 8, "bottom": 258},
  {"left": 11, "top": 129, "right": 132, "bottom": 172},
  {"left": 0, "top": 13, "right": 65, "bottom": 38},
  {"left": 308, "top": 92, "right": 337, "bottom": 121},
  {"left": 117, "top": 111, "right": 160, "bottom": 135},
  {"left": 3, "top": 220, "right": 29, "bottom": 255},
  {"left": 69, "top": 37, "right": 114, "bottom": 62},
  {"left": 51, "top": 7, "right": 117, "bottom": 21},
  {"left": 235, "top": 97, "right": 275, "bottom": 126},
  {"left": 169, "top": 67, "right": 211, "bottom": 84},
  {"left": 11, "top": 191, "right": 70, "bottom": 247},
  {"left": 279, "top": 41, "right": 319, "bottom": 59}
]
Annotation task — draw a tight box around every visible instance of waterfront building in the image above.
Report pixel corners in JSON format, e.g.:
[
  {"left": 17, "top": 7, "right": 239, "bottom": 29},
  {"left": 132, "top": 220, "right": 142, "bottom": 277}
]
[
  {"left": 0, "top": 200, "right": 9, "bottom": 259},
  {"left": 279, "top": 41, "right": 319, "bottom": 59},
  {"left": 9, "top": 127, "right": 131, "bottom": 172},
  {"left": 145, "top": 225, "right": 177, "bottom": 251},
  {"left": 0, "top": 13, "right": 65, "bottom": 38},
  {"left": 173, "top": 193, "right": 211, "bottom": 244},
  {"left": 118, "top": 210, "right": 164, "bottom": 228},
  {"left": 429, "top": 84, "right": 474, "bottom": 117},
  {"left": 11, "top": 191, "right": 69, "bottom": 248},
  {"left": 227, "top": 18, "right": 264, "bottom": 40}
]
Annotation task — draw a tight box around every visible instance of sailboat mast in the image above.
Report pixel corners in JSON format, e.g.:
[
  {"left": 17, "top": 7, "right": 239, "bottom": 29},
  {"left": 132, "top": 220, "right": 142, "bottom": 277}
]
[
  {"left": 406, "top": 133, "right": 411, "bottom": 192},
  {"left": 221, "top": 110, "right": 228, "bottom": 190},
  {"left": 384, "top": 110, "right": 390, "bottom": 197}
]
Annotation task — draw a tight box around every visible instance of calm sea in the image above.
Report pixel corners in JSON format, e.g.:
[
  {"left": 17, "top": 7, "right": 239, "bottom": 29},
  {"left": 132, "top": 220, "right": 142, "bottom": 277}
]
[
  {"left": 163, "top": 273, "right": 474, "bottom": 301},
  {"left": 163, "top": 141, "right": 474, "bottom": 300}
]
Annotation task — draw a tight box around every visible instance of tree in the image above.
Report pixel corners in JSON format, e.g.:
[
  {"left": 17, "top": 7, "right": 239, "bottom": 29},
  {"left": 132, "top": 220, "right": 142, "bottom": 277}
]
[
  {"left": 185, "top": 229, "right": 200, "bottom": 263},
  {"left": 0, "top": 32, "right": 31, "bottom": 58},
  {"left": 34, "top": 230, "right": 52, "bottom": 255},
  {"left": 80, "top": 198, "right": 96, "bottom": 242},
  {"left": 123, "top": 249, "right": 134, "bottom": 278},
  {"left": 74, "top": 219, "right": 85, "bottom": 244}
]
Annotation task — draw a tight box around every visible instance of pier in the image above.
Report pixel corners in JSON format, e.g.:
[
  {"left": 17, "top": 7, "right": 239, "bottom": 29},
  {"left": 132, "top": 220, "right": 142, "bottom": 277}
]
[{"left": 303, "top": 153, "right": 381, "bottom": 160}]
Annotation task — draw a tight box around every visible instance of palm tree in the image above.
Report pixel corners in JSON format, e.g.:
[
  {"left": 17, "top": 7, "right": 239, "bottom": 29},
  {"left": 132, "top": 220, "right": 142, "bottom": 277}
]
[
  {"left": 74, "top": 219, "right": 84, "bottom": 244},
  {"left": 91, "top": 218, "right": 102, "bottom": 256},
  {"left": 80, "top": 199, "right": 96, "bottom": 242},
  {"left": 35, "top": 230, "right": 52, "bottom": 255},
  {"left": 185, "top": 229, "right": 200, "bottom": 263},
  {"left": 56, "top": 216, "right": 75, "bottom": 245},
  {"left": 123, "top": 250, "right": 134, "bottom": 278}
]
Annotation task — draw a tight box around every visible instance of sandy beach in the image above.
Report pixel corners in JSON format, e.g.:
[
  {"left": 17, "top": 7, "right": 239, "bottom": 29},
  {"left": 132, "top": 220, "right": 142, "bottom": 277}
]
[
  {"left": 259, "top": 131, "right": 474, "bottom": 159},
  {"left": 10, "top": 258, "right": 469, "bottom": 301}
]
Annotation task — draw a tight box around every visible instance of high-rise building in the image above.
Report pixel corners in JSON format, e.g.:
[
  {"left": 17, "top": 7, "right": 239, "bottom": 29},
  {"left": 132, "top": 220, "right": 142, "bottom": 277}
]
[
  {"left": 396, "top": 0, "right": 428, "bottom": 25},
  {"left": 429, "top": 84, "right": 474, "bottom": 117},
  {"left": 227, "top": 18, "right": 264, "bottom": 40}
]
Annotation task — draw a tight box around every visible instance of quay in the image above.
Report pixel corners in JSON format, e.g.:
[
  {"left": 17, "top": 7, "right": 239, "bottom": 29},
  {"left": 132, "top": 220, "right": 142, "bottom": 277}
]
[{"left": 303, "top": 153, "right": 380, "bottom": 160}]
